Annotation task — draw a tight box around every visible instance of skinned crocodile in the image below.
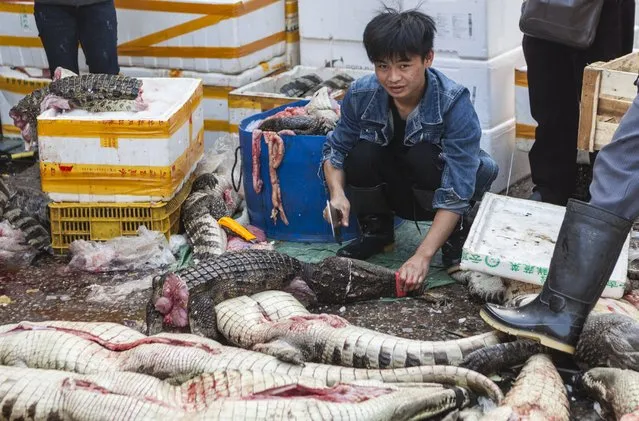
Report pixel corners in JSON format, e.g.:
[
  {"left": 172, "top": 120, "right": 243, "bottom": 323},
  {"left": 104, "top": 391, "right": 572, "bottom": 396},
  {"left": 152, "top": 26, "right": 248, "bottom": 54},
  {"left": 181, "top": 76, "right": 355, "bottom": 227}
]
[
  {"left": 461, "top": 313, "right": 639, "bottom": 375},
  {"left": 0, "top": 365, "right": 471, "bottom": 421},
  {"left": 146, "top": 249, "right": 404, "bottom": 340},
  {"left": 0, "top": 178, "right": 51, "bottom": 252},
  {"left": 0, "top": 321, "right": 504, "bottom": 404},
  {"left": 216, "top": 290, "right": 505, "bottom": 368},
  {"left": 479, "top": 354, "right": 570, "bottom": 421},
  {"left": 579, "top": 367, "right": 639, "bottom": 420}
]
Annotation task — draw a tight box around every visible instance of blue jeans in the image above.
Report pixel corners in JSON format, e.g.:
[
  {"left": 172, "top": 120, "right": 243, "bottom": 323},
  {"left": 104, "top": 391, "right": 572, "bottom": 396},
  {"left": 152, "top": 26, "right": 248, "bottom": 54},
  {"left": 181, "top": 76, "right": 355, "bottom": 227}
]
[{"left": 34, "top": 0, "right": 119, "bottom": 76}]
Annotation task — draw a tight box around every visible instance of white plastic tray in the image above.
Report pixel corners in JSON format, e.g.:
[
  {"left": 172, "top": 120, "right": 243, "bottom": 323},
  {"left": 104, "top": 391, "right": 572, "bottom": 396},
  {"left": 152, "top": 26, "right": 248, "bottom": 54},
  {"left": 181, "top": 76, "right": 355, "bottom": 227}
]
[{"left": 461, "top": 192, "right": 629, "bottom": 298}]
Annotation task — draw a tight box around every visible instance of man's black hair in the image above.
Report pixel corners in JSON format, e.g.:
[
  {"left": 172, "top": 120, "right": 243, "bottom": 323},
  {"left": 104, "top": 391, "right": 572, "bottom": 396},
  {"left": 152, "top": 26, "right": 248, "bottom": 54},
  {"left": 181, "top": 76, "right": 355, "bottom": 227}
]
[{"left": 363, "top": 6, "right": 436, "bottom": 63}]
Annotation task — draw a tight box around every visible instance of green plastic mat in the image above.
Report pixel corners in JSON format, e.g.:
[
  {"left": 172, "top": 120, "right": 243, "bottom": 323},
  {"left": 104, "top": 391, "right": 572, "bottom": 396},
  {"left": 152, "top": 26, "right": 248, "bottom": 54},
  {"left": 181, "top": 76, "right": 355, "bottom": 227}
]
[{"left": 274, "top": 220, "right": 455, "bottom": 290}]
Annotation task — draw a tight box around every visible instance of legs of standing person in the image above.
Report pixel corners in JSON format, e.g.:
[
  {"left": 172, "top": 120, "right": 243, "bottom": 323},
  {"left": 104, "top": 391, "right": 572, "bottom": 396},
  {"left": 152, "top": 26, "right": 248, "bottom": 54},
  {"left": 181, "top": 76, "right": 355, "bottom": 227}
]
[
  {"left": 34, "top": 3, "right": 80, "bottom": 76},
  {"left": 590, "top": 93, "right": 639, "bottom": 221},
  {"left": 77, "top": 0, "right": 119, "bottom": 74},
  {"left": 524, "top": 34, "right": 578, "bottom": 206}
]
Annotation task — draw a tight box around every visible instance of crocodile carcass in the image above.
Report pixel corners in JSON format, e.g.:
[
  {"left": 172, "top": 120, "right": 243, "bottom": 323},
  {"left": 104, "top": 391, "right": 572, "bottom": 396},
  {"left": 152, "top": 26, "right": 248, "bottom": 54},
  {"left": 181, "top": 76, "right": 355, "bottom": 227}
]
[
  {"left": 146, "top": 249, "right": 404, "bottom": 340},
  {"left": 216, "top": 290, "right": 504, "bottom": 368},
  {"left": 0, "top": 365, "right": 469, "bottom": 421},
  {"left": 0, "top": 321, "right": 503, "bottom": 404}
]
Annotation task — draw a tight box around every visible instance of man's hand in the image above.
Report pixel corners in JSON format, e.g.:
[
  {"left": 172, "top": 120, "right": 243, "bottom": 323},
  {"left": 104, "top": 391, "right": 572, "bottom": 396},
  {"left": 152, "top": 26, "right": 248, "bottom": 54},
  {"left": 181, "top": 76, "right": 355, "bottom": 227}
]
[
  {"left": 397, "top": 253, "right": 430, "bottom": 292},
  {"left": 323, "top": 194, "right": 351, "bottom": 227}
]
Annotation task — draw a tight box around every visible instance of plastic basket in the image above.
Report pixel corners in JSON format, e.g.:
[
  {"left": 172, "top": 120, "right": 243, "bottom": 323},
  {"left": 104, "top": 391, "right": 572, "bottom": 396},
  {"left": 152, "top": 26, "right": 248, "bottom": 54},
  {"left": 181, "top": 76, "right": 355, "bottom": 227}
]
[{"left": 48, "top": 177, "right": 192, "bottom": 254}]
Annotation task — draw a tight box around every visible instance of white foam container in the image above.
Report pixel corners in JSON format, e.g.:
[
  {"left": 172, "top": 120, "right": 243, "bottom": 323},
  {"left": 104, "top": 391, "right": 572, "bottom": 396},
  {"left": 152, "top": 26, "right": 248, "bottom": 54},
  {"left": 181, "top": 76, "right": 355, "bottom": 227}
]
[
  {"left": 228, "top": 65, "right": 373, "bottom": 129},
  {"left": 481, "top": 118, "right": 530, "bottom": 194},
  {"left": 38, "top": 77, "right": 204, "bottom": 203},
  {"left": 298, "top": 0, "right": 522, "bottom": 60},
  {"left": 300, "top": 43, "right": 525, "bottom": 129},
  {"left": 0, "top": 0, "right": 286, "bottom": 74},
  {"left": 462, "top": 192, "right": 629, "bottom": 298}
]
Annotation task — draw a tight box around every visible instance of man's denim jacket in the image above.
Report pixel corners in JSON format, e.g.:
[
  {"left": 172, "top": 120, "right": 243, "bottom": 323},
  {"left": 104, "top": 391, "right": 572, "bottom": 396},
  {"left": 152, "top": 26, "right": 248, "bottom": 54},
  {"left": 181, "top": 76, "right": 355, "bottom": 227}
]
[{"left": 319, "top": 68, "right": 498, "bottom": 215}]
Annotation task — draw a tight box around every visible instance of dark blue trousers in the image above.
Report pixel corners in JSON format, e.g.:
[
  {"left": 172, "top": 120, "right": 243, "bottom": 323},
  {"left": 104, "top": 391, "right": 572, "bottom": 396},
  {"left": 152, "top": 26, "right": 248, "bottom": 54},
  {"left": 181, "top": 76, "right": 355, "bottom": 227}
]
[{"left": 34, "top": 0, "right": 119, "bottom": 76}]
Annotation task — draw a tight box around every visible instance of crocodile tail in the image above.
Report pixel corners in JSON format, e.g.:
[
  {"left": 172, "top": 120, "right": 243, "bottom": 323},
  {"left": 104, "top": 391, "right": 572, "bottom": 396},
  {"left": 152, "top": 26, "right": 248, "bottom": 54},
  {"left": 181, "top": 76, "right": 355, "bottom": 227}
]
[
  {"left": 184, "top": 214, "right": 227, "bottom": 261},
  {"left": 460, "top": 339, "right": 544, "bottom": 375},
  {"left": 3, "top": 206, "right": 52, "bottom": 253}
]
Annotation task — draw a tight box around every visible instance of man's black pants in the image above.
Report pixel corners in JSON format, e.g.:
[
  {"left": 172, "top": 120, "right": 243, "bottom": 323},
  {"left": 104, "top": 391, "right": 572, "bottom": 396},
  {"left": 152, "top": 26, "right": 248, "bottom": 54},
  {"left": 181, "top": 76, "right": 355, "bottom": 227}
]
[
  {"left": 34, "top": 0, "right": 120, "bottom": 76},
  {"left": 524, "top": 0, "right": 635, "bottom": 205},
  {"left": 344, "top": 141, "right": 443, "bottom": 221}
]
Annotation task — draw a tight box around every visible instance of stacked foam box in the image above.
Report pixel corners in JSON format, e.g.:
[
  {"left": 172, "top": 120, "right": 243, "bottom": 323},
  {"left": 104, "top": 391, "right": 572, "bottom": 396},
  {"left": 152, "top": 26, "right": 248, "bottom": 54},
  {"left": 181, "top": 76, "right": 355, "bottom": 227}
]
[
  {"left": 297, "top": 0, "right": 531, "bottom": 193},
  {"left": 0, "top": 0, "right": 290, "bottom": 147}
]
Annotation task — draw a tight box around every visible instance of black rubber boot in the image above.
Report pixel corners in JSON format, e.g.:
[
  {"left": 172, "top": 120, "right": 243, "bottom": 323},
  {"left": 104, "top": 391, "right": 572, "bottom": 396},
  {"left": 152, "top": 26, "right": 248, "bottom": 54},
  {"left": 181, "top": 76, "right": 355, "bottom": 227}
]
[
  {"left": 480, "top": 199, "right": 632, "bottom": 354},
  {"left": 441, "top": 218, "right": 471, "bottom": 273},
  {"left": 336, "top": 184, "right": 394, "bottom": 260}
]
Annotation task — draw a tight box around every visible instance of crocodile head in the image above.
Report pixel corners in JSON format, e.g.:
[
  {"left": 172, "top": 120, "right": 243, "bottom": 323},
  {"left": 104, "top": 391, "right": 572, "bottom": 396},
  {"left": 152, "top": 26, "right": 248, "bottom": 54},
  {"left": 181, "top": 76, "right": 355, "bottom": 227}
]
[
  {"left": 576, "top": 313, "right": 639, "bottom": 371},
  {"left": 306, "top": 256, "right": 396, "bottom": 304}
]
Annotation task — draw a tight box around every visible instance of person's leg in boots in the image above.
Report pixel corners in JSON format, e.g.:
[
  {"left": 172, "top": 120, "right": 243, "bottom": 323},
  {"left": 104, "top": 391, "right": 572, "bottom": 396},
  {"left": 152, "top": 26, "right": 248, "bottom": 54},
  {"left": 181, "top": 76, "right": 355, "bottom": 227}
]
[
  {"left": 78, "top": 0, "right": 120, "bottom": 75},
  {"left": 480, "top": 91, "right": 639, "bottom": 354},
  {"left": 34, "top": 3, "right": 81, "bottom": 76},
  {"left": 336, "top": 141, "right": 395, "bottom": 260}
]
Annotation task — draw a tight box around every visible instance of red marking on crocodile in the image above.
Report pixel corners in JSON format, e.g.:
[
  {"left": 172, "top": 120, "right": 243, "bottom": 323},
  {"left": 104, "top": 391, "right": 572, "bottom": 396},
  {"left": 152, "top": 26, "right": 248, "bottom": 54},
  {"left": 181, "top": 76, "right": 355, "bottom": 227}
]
[
  {"left": 246, "top": 384, "right": 393, "bottom": 403},
  {"left": 5, "top": 323, "right": 220, "bottom": 354}
]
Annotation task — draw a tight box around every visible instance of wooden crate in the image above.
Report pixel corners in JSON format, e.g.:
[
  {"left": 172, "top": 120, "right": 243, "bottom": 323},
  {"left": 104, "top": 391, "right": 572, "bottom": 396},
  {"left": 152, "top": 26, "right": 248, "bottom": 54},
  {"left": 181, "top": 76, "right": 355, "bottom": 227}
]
[{"left": 578, "top": 51, "right": 638, "bottom": 152}]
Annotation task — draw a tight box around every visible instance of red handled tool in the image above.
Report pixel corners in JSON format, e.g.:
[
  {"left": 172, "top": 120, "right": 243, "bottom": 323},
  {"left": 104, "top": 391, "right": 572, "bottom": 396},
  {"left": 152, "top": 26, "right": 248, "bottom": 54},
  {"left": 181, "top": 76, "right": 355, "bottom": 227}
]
[{"left": 395, "top": 271, "right": 406, "bottom": 298}]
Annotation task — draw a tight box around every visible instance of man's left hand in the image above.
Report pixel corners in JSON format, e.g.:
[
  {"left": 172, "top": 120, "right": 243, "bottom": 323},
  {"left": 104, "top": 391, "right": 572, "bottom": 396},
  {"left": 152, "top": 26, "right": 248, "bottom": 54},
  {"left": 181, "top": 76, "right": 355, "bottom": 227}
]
[{"left": 397, "top": 253, "right": 430, "bottom": 293}]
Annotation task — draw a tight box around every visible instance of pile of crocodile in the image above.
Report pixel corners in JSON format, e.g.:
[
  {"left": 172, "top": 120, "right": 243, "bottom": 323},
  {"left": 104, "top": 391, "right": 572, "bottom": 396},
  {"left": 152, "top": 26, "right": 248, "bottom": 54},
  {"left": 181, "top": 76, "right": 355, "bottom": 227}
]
[
  {"left": 9, "top": 67, "right": 146, "bottom": 151},
  {"left": 4, "top": 245, "right": 639, "bottom": 418},
  {"left": 0, "top": 320, "right": 502, "bottom": 420},
  {"left": 278, "top": 72, "right": 354, "bottom": 98}
]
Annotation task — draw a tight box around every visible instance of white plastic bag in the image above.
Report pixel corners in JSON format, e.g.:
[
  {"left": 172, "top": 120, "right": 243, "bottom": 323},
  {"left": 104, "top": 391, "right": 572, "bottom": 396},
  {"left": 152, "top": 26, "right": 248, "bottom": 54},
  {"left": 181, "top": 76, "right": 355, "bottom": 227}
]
[{"left": 67, "top": 226, "right": 176, "bottom": 272}]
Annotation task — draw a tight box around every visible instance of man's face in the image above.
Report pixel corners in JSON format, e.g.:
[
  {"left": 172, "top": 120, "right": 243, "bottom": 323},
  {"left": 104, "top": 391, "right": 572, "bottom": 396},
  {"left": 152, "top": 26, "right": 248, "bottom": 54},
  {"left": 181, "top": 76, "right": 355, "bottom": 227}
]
[{"left": 374, "top": 52, "right": 433, "bottom": 101}]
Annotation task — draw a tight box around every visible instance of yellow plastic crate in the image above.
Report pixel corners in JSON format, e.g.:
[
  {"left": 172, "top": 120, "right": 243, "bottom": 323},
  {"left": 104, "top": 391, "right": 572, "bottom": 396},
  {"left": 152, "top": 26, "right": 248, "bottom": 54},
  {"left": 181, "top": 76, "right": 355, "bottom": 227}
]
[{"left": 48, "top": 178, "right": 193, "bottom": 254}]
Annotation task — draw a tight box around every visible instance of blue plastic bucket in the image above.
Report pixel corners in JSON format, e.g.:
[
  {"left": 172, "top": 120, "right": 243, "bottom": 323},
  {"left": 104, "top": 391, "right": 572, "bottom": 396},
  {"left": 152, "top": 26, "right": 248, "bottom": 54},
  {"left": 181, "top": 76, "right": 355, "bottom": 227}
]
[{"left": 239, "top": 100, "right": 360, "bottom": 242}]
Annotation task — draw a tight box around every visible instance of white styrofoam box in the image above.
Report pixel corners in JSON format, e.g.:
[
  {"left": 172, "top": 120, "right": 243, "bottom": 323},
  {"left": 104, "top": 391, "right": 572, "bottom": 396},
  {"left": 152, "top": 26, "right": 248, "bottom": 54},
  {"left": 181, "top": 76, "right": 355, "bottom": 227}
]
[
  {"left": 228, "top": 65, "right": 373, "bottom": 129},
  {"left": 300, "top": 42, "right": 525, "bottom": 129},
  {"left": 298, "top": 0, "right": 522, "bottom": 60},
  {"left": 0, "top": 55, "right": 286, "bottom": 152},
  {"left": 38, "top": 78, "right": 204, "bottom": 203},
  {"left": 462, "top": 192, "right": 629, "bottom": 298},
  {"left": 0, "top": 0, "right": 286, "bottom": 74},
  {"left": 481, "top": 118, "right": 530, "bottom": 194}
]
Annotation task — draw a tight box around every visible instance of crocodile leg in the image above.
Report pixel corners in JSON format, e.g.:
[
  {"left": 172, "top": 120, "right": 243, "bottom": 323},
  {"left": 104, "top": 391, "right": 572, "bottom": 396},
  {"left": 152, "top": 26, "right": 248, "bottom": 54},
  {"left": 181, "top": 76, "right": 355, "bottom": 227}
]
[{"left": 188, "top": 293, "right": 219, "bottom": 340}]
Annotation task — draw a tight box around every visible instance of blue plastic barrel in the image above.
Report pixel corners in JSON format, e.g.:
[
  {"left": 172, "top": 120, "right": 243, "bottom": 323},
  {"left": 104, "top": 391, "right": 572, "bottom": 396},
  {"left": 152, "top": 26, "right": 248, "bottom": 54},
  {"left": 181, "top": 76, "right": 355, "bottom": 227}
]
[{"left": 239, "top": 100, "right": 360, "bottom": 242}]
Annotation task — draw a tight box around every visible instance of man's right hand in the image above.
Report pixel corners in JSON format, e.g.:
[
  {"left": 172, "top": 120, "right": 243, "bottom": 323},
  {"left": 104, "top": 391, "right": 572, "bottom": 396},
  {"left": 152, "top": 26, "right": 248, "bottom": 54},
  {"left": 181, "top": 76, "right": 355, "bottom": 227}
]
[{"left": 323, "top": 194, "right": 351, "bottom": 227}]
